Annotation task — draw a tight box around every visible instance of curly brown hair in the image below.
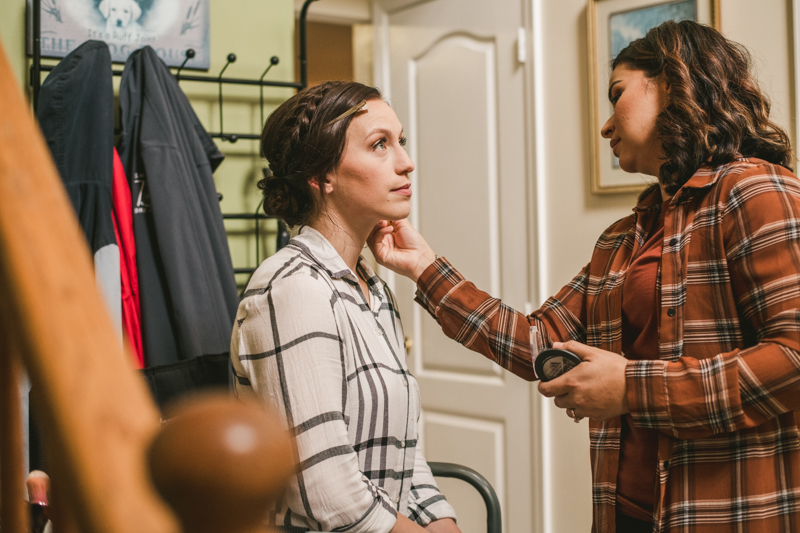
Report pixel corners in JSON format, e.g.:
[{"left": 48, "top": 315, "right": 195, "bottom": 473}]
[
  {"left": 613, "top": 20, "right": 794, "bottom": 194},
  {"left": 258, "top": 81, "right": 382, "bottom": 227}
]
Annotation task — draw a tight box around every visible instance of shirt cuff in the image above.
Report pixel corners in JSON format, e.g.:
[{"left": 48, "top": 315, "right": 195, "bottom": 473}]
[
  {"left": 409, "top": 498, "right": 457, "bottom": 527},
  {"left": 414, "top": 257, "right": 465, "bottom": 318},
  {"left": 625, "top": 359, "right": 670, "bottom": 430},
  {"left": 350, "top": 500, "right": 397, "bottom": 533}
]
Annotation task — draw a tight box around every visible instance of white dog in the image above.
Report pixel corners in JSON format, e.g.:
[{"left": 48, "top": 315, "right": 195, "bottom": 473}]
[{"left": 99, "top": 0, "right": 142, "bottom": 31}]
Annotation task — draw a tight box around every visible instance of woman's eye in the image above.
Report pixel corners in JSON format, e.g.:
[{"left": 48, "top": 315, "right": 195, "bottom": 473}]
[
  {"left": 610, "top": 92, "right": 621, "bottom": 105},
  {"left": 399, "top": 136, "right": 407, "bottom": 147},
  {"left": 373, "top": 138, "right": 387, "bottom": 150}
]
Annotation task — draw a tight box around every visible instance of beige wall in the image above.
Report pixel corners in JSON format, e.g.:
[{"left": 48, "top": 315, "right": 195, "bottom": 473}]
[
  {"left": 538, "top": 1, "right": 796, "bottom": 531},
  {"left": 0, "top": 0, "right": 296, "bottom": 288}
]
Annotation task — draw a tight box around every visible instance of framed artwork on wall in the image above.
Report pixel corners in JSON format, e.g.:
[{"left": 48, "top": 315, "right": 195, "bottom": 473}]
[
  {"left": 587, "top": 0, "right": 720, "bottom": 194},
  {"left": 27, "top": 0, "right": 211, "bottom": 69}
]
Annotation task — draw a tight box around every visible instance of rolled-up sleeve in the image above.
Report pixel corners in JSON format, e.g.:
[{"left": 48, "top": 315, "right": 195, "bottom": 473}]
[{"left": 405, "top": 446, "right": 457, "bottom": 526}]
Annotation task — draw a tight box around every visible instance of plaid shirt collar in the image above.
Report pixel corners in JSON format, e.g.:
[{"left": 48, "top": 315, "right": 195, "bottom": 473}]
[
  {"left": 634, "top": 156, "right": 749, "bottom": 213},
  {"left": 291, "top": 225, "right": 383, "bottom": 297}
]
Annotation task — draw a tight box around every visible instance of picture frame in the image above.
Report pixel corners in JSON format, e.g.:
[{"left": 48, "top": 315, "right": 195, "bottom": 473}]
[
  {"left": 587, "top": 0, "right": 720, "bottom": 194},
  {"left": 27, "top": 0, "right": 211, "bottom": 69}
]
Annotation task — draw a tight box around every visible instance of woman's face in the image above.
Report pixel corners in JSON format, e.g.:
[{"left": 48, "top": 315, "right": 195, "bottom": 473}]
[
  {"left": 601, "top": 66, "right": 668, "bottom": 177},
  {"left": 324, "top": 98, "right": 415, "bottom": 227}
]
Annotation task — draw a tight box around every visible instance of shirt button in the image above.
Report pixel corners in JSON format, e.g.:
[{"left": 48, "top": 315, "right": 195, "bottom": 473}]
[
  {"left": 401, "top": 378, "right": 408, "bottom": 387},
  {"left": 393, "top": 494, "right": 400, "bottom": 504},
  {"left": 399, "top": 440, "right": 405, "bottom": 448},
  {"left": 667, "top": 308, "right": 676, "bottom": 317},
  {"left": 669, "top": 238, "right": 678, "bottom": 246},
  {"left": 375, "top": 327, "right": 382, "bottom": 335}
]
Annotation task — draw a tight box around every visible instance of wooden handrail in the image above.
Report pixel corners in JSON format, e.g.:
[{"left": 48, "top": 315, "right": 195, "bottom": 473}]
[
  {"left": 0, "top": 37, "right": 178, "bottom": 533},
  {"left": 0, "top": 332, "right": 27, "bottom": 533}
]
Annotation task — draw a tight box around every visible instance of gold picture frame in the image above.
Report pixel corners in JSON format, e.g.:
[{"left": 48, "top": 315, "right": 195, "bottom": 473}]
[{"left": 587, "top": 0, "right": 720, "bottom": 194}]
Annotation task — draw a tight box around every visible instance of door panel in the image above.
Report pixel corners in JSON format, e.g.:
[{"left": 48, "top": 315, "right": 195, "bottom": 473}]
[
  {"left": 422, "top": 411, "right": 505, "bottom": 533},
  {"left": 414, "top": 34, "right": 500, "bottom": 378}
]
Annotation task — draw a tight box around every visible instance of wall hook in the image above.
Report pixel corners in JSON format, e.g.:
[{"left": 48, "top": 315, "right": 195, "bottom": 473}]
[
  {"left": 218, "top": 53, "right": 237, "bottom": 142},
  {"left": 259, "top": 56, "right": 280, "bottom": 129},
  {"left": 175, "top": 49, "right": 196, "bottom": 81}
]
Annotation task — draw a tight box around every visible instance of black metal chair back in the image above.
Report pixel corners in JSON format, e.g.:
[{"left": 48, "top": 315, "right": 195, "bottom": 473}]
[{"left": 428, "top": 462, "right": 502, "bottom": 533}]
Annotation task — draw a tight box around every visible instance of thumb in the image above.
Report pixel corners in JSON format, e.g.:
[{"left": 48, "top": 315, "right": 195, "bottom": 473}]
[
  {"left": 553, "top": 340, "right": 589, "bottom": 360},
  {"left": 368, "top": 220, "right": 391, "bottom": 244}
]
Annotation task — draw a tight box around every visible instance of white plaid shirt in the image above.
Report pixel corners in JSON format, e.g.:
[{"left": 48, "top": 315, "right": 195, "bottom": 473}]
[{"left": 231, "top": 226, "right": 456, "bottom": 532}]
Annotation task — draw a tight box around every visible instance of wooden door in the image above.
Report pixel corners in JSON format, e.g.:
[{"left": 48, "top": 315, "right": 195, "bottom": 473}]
[{"left": 374, "top": 0, "right": 538, "bottom": 531}]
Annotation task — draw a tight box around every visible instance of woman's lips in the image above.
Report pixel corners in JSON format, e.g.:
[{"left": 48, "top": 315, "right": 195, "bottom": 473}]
[
  {"left": 392, "top": 184, "right": 412, "bottom": 196},
  {"left": 610, "top": 139, "right": 620, "bottom": 157}
]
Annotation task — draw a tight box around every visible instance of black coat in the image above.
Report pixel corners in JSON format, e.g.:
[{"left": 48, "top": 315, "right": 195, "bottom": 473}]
[
  {"left": 118, "top": 46, "right": 237, "bottom": 366},
  {"left": 37, "top": 40, "right": 115, "bottom": 257}
]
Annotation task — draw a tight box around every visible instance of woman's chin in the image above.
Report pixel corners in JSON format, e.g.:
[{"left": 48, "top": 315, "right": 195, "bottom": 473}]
[
  {"left": 617, "top": 157, "right": 635, "bottom": 174},
  {"left": 383, "top": 205, "right": 411, "bottom": 222}
]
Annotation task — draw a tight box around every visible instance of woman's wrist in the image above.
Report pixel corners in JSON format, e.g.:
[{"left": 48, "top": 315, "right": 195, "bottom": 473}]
[{"left": 410, "top": 250, "right": 437, "bottom": 282}]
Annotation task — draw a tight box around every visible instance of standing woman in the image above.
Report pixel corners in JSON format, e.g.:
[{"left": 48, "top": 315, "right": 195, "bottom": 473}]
[
  {"left": 370, "top": 20, "right": 800, "bottom": 533},
  {"left": 231, "top": 81, "right": 459, "bottom": 533}
]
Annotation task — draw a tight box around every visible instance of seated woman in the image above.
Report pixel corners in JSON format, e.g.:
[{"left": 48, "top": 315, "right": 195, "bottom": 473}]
[{"left": 230, "top": 81, "right": 460, "bottom": 533}]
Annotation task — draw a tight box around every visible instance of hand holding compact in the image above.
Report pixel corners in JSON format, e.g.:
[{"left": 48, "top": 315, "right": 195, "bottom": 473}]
[
  {"left": 537, "top": 341, "right": 630, "bottom": 422},
  {"left": 368, "top": 219, "right": 437, "bottom": 281}
]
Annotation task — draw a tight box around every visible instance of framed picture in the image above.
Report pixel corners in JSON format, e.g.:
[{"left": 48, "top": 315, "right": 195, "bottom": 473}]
[
  {"left": 587, "top": 0, "right": 719, "bottom": 193},
  {"left": 27, "top": 0, "right": 211, "bottom": 69}
]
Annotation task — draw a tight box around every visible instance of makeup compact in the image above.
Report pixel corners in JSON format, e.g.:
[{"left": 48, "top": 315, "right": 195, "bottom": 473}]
[{"left": 534, "top": 348, "right": 582, "bottom": 382}]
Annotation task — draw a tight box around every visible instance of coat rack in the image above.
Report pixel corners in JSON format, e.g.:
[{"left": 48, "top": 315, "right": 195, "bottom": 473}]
[{"left": 29, "top": 0, "right": 320, "bottom": 276}]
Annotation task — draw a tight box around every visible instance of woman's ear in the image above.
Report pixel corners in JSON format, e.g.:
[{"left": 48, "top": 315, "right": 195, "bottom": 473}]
[
  {"left": 308, "top": 176, "right": 334, "bottom": 194},
  {"left": 660, "top": 73, "right": 671, "bottom": 94}
]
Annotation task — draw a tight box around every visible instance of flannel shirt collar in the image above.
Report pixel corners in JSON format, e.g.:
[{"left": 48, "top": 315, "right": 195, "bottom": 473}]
[
  {"left": 633, "top": 156, "right": 747, "bottom": 213},
  {"left": 673, "top": 156, "right": 745, "bottom": 200},
  {"left": 291, "top": 226, "right": 383, "bottom": 295}
]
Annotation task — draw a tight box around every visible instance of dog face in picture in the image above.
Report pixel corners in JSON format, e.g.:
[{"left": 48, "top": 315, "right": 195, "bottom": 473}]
[{"left": 98, "top": 0, "right": 142, "bottom": 30}]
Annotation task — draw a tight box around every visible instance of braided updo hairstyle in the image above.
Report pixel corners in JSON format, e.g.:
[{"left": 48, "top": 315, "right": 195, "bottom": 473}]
[{"left": 258, "top": 81, "right": 382, "bottom": 227}]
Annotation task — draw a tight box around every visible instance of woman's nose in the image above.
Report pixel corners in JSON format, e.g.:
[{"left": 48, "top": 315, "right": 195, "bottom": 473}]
[
  {"left": 601, "top": 115, "right": 614, "bottom": 139},
  {"left": 398, "top": 146, "right": 415, "bottom": 175}
]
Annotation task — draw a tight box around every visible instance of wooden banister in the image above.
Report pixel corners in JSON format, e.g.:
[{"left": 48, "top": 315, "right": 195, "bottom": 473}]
[
  {"left": 0, "top": 333, "right": 27, "bottom": 533},
  {"left": 0, "top": 37, "right": 178, "bottom": 533},
  {"left": 148, "top": 393, "right": 295, "bottom": 533}
]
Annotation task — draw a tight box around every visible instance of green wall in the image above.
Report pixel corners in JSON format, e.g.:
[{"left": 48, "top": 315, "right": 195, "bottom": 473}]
[
  {"left": 0, "top": 0, "right": 28, "bottom": 86},
  {"left": 0, "top": 0, "right": 297, "bottom": 288}
]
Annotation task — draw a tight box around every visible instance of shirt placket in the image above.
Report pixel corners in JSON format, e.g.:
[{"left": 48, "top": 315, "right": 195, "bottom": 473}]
[
  {"left": 353, "top": 272, "right": 414, "bottom": 509},
  {"left": 653, "top": 195, "right": 694, "bottom": 531}
]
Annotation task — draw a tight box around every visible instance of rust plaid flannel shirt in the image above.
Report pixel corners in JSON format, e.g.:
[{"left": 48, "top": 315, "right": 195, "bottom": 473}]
[{"left": 415, "top": 157, "right": 800, "bottom": 532}]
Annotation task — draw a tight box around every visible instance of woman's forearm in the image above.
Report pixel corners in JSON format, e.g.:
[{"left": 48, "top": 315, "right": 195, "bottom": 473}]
[
  {"left": 390, "top": 514, "right": 428, "bottom": 533},
  {"left": 424, "top": 518, "right": 461, "bottom": 532}
]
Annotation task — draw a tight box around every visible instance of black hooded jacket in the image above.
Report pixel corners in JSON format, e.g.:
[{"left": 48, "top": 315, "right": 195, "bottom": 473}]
[{"left": 118, "top": 46, "right": 237, "bottom": 367}]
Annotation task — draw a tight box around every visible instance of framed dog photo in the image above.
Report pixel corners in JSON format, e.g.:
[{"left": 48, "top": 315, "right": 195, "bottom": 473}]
[
  {"left": 27, "top": 0, "right": 210, "bottom": 69},
  {"left": 587, "top": 0, "right": 719, "bottom": 193}
]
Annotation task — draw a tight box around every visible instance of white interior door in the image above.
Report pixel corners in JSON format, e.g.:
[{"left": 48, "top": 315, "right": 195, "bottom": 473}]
[{"left": 373, "top": 1, "right": 536, "bottom": 531}]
